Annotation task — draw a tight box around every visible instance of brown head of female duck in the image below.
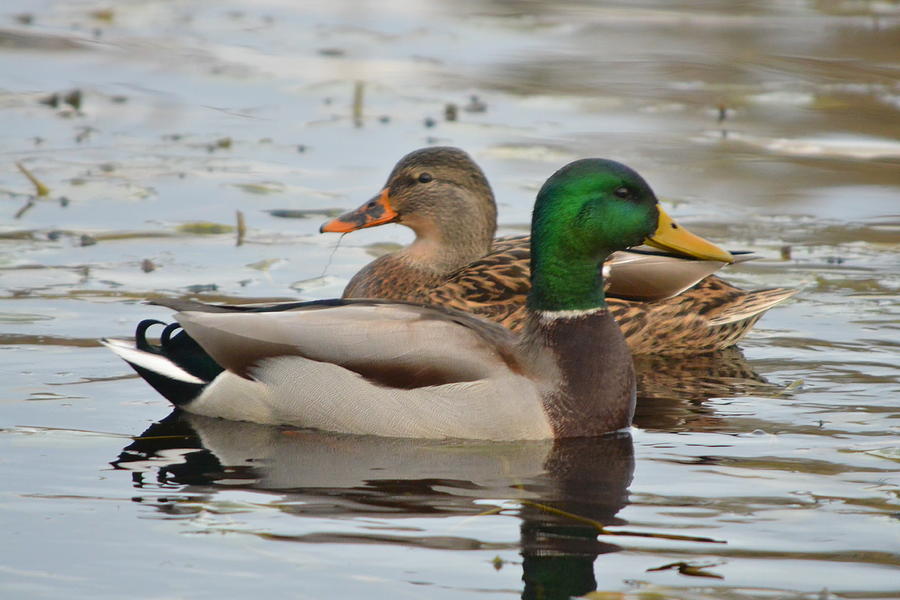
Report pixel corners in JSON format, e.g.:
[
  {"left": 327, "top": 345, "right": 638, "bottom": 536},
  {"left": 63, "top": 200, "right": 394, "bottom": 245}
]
[{"left": 321, "top": 147, "right": 497, "bottom": 298}]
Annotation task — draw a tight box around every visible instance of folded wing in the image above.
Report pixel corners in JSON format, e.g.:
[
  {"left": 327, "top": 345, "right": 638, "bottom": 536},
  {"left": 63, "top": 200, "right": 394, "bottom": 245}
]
[{"left": 176, "top": 301, "right": 524, "bottom": 389}]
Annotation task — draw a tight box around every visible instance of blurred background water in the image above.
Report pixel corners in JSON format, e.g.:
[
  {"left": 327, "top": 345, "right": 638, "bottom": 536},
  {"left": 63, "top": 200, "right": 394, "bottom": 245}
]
[{"left": 1, "top": 1, "right": 898, "bottom": 598}]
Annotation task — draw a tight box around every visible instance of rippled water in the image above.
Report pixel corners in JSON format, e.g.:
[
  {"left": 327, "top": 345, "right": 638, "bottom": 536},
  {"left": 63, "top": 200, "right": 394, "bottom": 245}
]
[{"left": 1, "top": 1, "right": 898, "bottom": 598}]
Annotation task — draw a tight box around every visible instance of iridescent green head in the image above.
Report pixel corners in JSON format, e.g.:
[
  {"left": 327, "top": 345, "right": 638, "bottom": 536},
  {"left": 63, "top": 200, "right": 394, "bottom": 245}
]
[{"left": 527, "top": 159, "right": 732, "bottom": 313}]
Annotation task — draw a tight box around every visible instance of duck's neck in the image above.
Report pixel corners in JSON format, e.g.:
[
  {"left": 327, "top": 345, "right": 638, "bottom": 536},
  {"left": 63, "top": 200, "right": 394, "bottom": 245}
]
[
  {"left": 401, "top": 235, "right": 477, "bottom": 275},
  {"left": 523, "top": 245, "right": 636, "bottom": 437},
  {"left": 527, "top": 239, "right": 609, "bottom": 313},
  {"left": 401, "top": 200, "right": 496, "bottom": 274}
]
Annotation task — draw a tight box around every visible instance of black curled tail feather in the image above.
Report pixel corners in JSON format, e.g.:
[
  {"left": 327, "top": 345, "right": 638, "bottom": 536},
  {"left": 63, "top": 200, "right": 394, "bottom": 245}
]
[
  {"left": 135, "top": 319, "right": 167, "bottom": 352},
  {"left": 135, "top": 319, "right": 224, "bottom": 382},
  {"left": 119, "top": 319, "right": 226, "bottom": 406}
]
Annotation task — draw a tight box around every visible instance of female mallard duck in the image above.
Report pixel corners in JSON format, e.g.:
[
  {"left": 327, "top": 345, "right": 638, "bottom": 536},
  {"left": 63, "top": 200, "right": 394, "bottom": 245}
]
[
  {"left": 104, "top": 159, "right": 729, "bottom": 439},
  {"left": 321, "top": 147, "right": 794, "bottom": 355}
]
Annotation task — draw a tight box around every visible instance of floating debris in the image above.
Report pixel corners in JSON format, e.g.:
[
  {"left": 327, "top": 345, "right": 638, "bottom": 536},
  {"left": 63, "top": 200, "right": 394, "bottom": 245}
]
[
  {"left": 444, "top": 103, "right": 458, "bottom": 122},
  {"left": 75, "top": 126, "right": 95, "bottom": 143},
  {"left": 64, "top": 89, "right": 82, "bottom": 111},
  {"left": 352, "top": 81, "right": 364, "bottom": 127},
  {"left": 520, "top": 499, "right": 724, "bottom": 544},
  {"left": 38, "top": 93, "right": 60, "bottom": 108},
  {"left": 176, "top": 222, "right": 235, "bottom": 235},
  {"left": 781, "top": 244, "right": 792, "bottom": 260},
  {"left": 318, "top": 48, "right": 345, "bottom": 57},
  {"left": 233, "top": 182, "right": 283, "bottom": 195},
  {"left": 491, "top": 556, "right": 504, "bottom": 571},
  {"left": 246, "top": 258, "right": 284, "bottom": 271},
  {"left": 774, "top": 379, "right": 804, "bottom": 397},
  {"left": 14, "top": 199, "right": 36, "bottom": 220},
  {"left": 423, "top": 116, "right": 436, "bottom": 128},
  {"left": 1, "top": 30, "right": 84, "bottom": 51},
  {"left": 89, "top": 8, "right": 115, "bottom": 23},
  {"left": 141, "top": 259, "right": 156, "bottom": 273},
  {"left": 267, "top": 208, "right": 342, "bottom": 219},
  {"left": 37, "top": 89, "right": 83, "bottom": 111},
  {"left": 863, "top": 447, "right": 900, "bottom": 462},
  {"left": 236, "top": 210, "right": 246, "bottom": 247},
  {"left": 91, "top": 230, "right": 175, "bottom": 241},
  {"left": 15, "top": 161, "right": 50, "bottom": 196},
  {"left": 79, "top": 234, "right": 97, "bottom": 247},
  {"left": 207, "top": 137, "right": 232, "bottom": 152},
  {"left": 185, "top": 284, "right": 218, "bottom": 294},
  {"left": 464, "top": 94, "right": 487, "bottom": 113},
  {"left": 647, "top": 560, "right": 724, "bottom": 579}
]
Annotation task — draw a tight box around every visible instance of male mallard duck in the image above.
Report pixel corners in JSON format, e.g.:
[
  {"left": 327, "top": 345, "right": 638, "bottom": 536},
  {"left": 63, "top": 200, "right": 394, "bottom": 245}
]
[
  {"left": 104, "top": 159, "right": 729, "bottom": 439},
  {"left": 321, "top": 147, "right": 795, "bottom": 355}
]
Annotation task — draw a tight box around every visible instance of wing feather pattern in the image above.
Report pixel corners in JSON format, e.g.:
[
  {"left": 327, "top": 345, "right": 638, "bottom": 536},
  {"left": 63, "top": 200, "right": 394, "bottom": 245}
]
[{"left": 176, "top": 303, "right": 524, "bottom": 388}]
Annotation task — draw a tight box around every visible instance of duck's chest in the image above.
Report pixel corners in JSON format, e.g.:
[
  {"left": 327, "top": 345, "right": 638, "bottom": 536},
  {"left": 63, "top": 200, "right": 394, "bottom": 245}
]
[
  {"left": 342, "top": 256, "right": 447, "bottom": 300},
  {"left": 529, "top": 312, "right": 637, "bottom": 437}
]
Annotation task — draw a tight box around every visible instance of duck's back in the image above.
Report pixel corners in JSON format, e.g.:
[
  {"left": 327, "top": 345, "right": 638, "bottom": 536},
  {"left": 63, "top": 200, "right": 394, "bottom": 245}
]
[{"left": 419, "top": 236, "right": 530, "bottom": 322}]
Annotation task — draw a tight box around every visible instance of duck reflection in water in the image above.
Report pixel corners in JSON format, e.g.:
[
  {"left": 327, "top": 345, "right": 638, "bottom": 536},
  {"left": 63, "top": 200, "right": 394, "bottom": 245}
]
[
  {"left": 633, "top": 346, "right": 781, "bottom": 432},
  {"left": 115, "top": 412, "right": 635, "bottom": 600}
]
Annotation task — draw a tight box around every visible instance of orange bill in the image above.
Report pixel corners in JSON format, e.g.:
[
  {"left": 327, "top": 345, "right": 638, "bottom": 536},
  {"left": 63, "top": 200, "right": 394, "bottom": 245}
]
[
  {"left": 319, "top": 189, "right": 399, "bottom": 233},
  {"left": 644, "top": 205, "right": 734, "bottom": 263}
]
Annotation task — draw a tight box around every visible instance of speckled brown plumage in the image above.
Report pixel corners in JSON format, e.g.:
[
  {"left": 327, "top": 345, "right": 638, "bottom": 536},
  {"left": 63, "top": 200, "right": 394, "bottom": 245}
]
[
  {"left": 405, "top": 234, "right": 796, "bottom": 356},
  {"left": 326, "top": 147, "right": 795, "bottom": 356},
  {"left": 342, "top": 255, "right": 449, "bottom": 299}
]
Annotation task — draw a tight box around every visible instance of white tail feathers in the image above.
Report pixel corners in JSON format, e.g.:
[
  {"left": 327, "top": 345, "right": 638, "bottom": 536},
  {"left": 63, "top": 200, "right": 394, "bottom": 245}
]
[{"left": 101, "top": 338, "right": 204, "bottom": 384}]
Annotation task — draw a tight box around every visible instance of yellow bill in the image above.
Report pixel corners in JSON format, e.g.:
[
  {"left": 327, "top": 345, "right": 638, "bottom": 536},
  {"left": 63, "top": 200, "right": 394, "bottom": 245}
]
[{"left": 645, "top": 205, "right": 734, "bottom": 263}]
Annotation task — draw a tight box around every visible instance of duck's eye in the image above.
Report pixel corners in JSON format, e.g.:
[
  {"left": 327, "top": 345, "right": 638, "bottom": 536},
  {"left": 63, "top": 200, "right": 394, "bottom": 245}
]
[
  {"left": 417, "top": 173, "right": 433, "bottom": 183},
  {"left": 613, "top": 186, "right": 631, "bottom": 199}
]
